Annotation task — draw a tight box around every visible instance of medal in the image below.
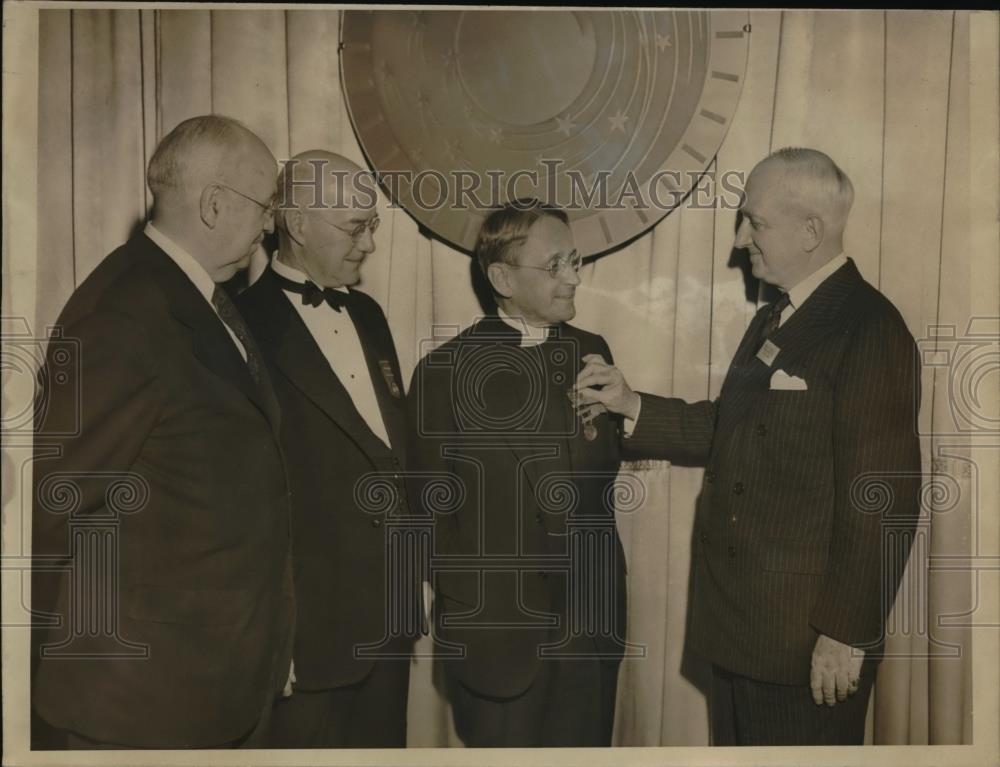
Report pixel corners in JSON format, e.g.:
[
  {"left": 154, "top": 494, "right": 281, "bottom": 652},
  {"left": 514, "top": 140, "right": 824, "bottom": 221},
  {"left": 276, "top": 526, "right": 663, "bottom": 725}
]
[{"left": 567, "top": 388, "right": 604, "bottom": 441}]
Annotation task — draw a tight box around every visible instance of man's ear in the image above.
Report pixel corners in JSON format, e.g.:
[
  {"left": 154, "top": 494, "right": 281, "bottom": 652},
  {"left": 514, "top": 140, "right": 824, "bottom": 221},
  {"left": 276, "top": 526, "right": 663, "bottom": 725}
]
[
  {"left": 283, "top": 208, "right": 306, "bottom": 246},
  {"left": 487, "top": 262, "right": 514, "bottom": 299},
  {"left": 200, "top": 184, "right": 221, "bottom": 229},
  {"left": 803, "top": 215, "right": 825, "bottom": 252}
]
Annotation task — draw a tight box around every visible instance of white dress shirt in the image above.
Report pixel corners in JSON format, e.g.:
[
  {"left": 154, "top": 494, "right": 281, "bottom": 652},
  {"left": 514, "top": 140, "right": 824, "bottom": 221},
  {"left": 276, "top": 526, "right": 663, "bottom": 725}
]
[
  {"left": 271, "top": 257, "right": 392, "bottom": 449},
  {"left": 779, "top": 254, "right": 848, "bottom": 327},
  {"left": 144, "top": 222, "right": 248, "bottom": 362}
]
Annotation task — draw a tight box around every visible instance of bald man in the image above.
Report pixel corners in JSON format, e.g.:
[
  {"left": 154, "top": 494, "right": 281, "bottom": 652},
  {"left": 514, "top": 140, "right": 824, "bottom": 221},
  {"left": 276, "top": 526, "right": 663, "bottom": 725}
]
[
  {"left": 237, "top": 151, "right": 416, "bottom": 747},
  {"left": 32, "top": 115, "right": 294, "bottom": 748},
  {"left": 577, "top": 148, "right": 921, "bottom": 745}
]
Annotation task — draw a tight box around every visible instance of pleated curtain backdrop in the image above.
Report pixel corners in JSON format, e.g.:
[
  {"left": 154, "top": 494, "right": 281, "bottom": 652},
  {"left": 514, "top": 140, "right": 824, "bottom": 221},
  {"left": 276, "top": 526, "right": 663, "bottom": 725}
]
[{"left": 32, "top": 8, "right": 994, "bottom": 747}]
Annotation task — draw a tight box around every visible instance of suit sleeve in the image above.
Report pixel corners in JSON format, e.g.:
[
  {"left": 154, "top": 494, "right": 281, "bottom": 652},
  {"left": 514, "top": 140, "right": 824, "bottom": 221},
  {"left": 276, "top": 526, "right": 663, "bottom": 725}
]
[
  {"left": 621, "top": 393, "right": 717, "bottom": 466},
  {"left": 809, "top": 307, "right": 921, "bottom": 646}
]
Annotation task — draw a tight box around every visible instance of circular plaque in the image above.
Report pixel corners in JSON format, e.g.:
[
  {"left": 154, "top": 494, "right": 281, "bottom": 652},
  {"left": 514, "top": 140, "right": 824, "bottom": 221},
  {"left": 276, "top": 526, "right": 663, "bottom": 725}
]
[{"left": 341, "top": 10, "right": 749, "bottom": 256}]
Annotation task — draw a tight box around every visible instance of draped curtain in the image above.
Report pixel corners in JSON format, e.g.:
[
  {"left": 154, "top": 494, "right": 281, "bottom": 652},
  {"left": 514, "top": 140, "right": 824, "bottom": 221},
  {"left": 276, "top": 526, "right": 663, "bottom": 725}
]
[{"left": 18, "top": 8, "right": 997, "bottom": 747}]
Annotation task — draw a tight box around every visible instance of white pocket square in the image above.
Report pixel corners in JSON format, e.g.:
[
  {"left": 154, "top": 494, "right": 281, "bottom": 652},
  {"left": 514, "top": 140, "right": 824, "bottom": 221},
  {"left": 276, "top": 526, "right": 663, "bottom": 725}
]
[{"left": 770, "top": 369, "right": 808, "bottom": 390}]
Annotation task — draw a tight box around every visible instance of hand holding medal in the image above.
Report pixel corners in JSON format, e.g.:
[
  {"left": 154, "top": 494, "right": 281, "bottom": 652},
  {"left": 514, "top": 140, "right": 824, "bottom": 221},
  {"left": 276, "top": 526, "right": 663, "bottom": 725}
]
[{"left": 573, "top": 353, "right": 642, "bottom": 425}]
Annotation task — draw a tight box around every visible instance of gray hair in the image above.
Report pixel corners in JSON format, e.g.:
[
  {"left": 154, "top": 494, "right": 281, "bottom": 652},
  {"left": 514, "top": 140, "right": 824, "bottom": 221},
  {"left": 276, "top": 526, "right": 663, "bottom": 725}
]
[
  {"left": 764, "top": 147, "right": 854, "bottom": 230},
  {"left": 146, "top": 115, "right": 252, "bottom": 198}
]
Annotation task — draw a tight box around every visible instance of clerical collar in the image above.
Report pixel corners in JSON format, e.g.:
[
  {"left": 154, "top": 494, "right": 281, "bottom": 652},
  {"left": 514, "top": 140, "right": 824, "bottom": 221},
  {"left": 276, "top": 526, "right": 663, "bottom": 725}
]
[
  {"left": 270, "top": 254, "right": 350, "bottom": 296},
  {"left": 496, "top": 307, "right": 551, "bottom": 347}
]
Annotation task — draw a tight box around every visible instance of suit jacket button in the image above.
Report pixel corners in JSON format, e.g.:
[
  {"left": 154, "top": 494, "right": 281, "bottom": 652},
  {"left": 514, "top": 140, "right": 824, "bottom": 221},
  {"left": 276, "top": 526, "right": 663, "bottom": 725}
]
[
  {"left": 371, "top": 519, "right": 382, "bottom": 528},
  {"left": 733, "top": 482, "right": 744, "bottom": 495},
  {"left": 728, "top": 545, "right": 736, "bottom": 558},
  {"left": 699, "top": 531, "right": 708, "bottom": 544},
  {"left": 756, "top": 424, "right": 767, "bottom": 437}
]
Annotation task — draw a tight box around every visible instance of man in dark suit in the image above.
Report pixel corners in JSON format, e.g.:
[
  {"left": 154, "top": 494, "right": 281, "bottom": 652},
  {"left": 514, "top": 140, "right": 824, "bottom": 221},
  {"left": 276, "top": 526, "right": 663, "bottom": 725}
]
[
  {"left": 408, "top": 200, "right": 630, "bottom": 747},
  {"left": 31, "top": 115, "right": 295, "bottom": 749},
  {"left": 576, "top": 148, "right": 922, "bottom": 745},
  {"left": 237, "top": 150, "right": 416, "bottom": 748}
]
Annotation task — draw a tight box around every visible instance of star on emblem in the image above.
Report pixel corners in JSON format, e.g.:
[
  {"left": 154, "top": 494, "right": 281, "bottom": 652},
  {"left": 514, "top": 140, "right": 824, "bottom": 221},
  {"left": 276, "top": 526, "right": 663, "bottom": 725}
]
[
  {"left": 378, "top": 60, "right": 394, "bottom": 79},
  {"left": 555, "top": 115, "right": 576, "bottom": 136},
  {"left": 608, "top": 110, "right": 628, "bottom": 132},
  {"left": 488, "top": 128, "right": 503, "bottom": 144},
  {"left": 656, "top": 33, "right": 673, "bottom": 51}
]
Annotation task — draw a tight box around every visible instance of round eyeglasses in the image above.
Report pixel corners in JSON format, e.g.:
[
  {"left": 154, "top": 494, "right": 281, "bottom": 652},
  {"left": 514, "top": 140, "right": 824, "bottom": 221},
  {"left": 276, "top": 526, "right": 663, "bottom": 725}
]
[
  {"left": 506, "top": 250, "right": 582, "bottom": 278},
  {"left": 310, "top": 212, "right": 381, "bottom": 240},
  {"left": 213, "top": 182, "right": 277, "bottom": 215}
]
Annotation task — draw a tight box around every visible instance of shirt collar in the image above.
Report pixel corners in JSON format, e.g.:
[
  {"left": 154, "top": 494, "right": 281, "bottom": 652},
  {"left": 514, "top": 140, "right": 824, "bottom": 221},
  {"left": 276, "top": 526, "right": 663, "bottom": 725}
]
[
  {"left": 497, "top": 306, "right": 550, "bottom": 347},
  {"left": 785, "top": 254, "right": 848, "bottom": 310},
  {"left": 144, "top": 222, "right": 216, "bottom": 304},
  {"left": 270, "top": 253, "right": 349, "bottom": 294}
]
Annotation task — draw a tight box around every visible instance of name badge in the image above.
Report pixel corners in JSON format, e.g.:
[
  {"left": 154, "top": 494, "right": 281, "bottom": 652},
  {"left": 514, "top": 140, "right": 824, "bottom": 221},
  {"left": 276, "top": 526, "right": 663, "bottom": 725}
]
[
  {"left": 379, "top": 360, "right": 402, "bottom": 398},
  {"left": 756, "top": 339, "right": 780, "bottom": 367}
]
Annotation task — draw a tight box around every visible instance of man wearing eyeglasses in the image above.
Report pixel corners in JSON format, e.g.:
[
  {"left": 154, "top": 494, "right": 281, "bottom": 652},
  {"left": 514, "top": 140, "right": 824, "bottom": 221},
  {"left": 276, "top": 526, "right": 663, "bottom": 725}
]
[
  {"left": 32, "top": 115, "right": 294, "bottom": 749},
  {"left": 407, "top": 200, "right": 630, "bottom": 746},
  {"left": 237, "top": 150, "right": 416, "bottom": 748}
]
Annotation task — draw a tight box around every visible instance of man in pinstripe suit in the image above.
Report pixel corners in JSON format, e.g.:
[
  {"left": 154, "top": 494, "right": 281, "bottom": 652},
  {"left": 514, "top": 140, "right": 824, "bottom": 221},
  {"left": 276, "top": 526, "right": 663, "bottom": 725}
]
[{"left": 576, "top": 148, "right": 921, "bottom": 745}]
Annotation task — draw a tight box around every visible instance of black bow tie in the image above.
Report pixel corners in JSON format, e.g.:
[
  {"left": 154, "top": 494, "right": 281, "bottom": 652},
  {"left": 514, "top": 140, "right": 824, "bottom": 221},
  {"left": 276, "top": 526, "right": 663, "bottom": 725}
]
[{"left": 271, "top": 269, "right": 351, "bottom": 312}]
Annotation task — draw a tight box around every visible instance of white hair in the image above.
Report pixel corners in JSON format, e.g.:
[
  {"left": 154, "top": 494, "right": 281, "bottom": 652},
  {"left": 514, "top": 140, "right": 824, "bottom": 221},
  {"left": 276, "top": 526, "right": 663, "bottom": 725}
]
[
  {"left": 146, "top": 114, "right": 253, "bottom": 199},
  {"left": 765, "top": 147, "right": 855, "bottom": 232}
]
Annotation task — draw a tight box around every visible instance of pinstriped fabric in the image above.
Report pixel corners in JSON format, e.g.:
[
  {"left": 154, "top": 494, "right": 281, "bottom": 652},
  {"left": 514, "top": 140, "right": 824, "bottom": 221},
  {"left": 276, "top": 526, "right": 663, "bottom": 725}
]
[
  {"left": 711, "top": 660, "right": 877, "bottom": 745},
  {"left": 627, "top": 259, "right": 921, "bottom": 686}
]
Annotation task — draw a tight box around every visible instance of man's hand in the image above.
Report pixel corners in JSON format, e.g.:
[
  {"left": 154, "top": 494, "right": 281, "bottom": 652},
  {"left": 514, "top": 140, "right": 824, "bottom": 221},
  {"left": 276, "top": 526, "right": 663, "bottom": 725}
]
[
  {"left": 575, "top": 354, "right": 641, "bottom": 421},
  {"left": 282, "top": 658, "right": 296, "bottom": 698},
  {"left": 810, "top": 634, "right": 863, "bottom": 706}
]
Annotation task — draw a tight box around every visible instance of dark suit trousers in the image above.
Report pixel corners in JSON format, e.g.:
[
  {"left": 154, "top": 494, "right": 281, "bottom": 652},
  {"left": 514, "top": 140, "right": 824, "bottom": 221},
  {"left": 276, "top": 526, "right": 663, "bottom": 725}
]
[
  {"left": 448, "top": 656, "right": 620, "bottom": 748},
  {"left": 710, "top": 659, "right": 877, "bottom": 746},
  {"left": 266, "top": 657, "right": 410, "bottom": 748}
]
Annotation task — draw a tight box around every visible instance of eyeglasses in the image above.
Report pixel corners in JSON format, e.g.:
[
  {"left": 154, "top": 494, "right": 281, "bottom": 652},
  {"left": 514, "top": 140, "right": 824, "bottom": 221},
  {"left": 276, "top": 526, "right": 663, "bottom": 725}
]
[
  {"left": 309, "top": 212, "right": 381, "bottom": 240},
  {"left": 507, "top": 250, "right": 583, "bottom": 278},
  {"left": 213, "top": 182, "right": 276, "bottom": 215}
]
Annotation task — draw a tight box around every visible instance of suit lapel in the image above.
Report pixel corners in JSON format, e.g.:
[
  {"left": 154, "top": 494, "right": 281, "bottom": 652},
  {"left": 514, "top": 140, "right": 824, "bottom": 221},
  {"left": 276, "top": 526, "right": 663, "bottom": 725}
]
[
  {"left": 141, "top": 237, "right": 280, "bottom": 429},
  {"left": 257, "top": 274, "right": 391, "bottom": 461},
  {"left": 346, "top": 297, "right": 408, "bottom": 463},
  {"left": 715, "top": 259, "right": 865, "bottom": 438}
]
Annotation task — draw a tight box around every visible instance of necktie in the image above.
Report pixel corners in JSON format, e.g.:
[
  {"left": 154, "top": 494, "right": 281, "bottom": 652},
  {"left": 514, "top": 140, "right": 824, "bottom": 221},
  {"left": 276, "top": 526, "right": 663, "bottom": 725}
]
[
  {"left": 756, "top": 292, "right": 791, "bottom": 352},
  {"left": 212, "top": 285, "right": 263, "bottom": 385},
  {"left": 271, "top": 270, "right": 351, "bottom": 312}
]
